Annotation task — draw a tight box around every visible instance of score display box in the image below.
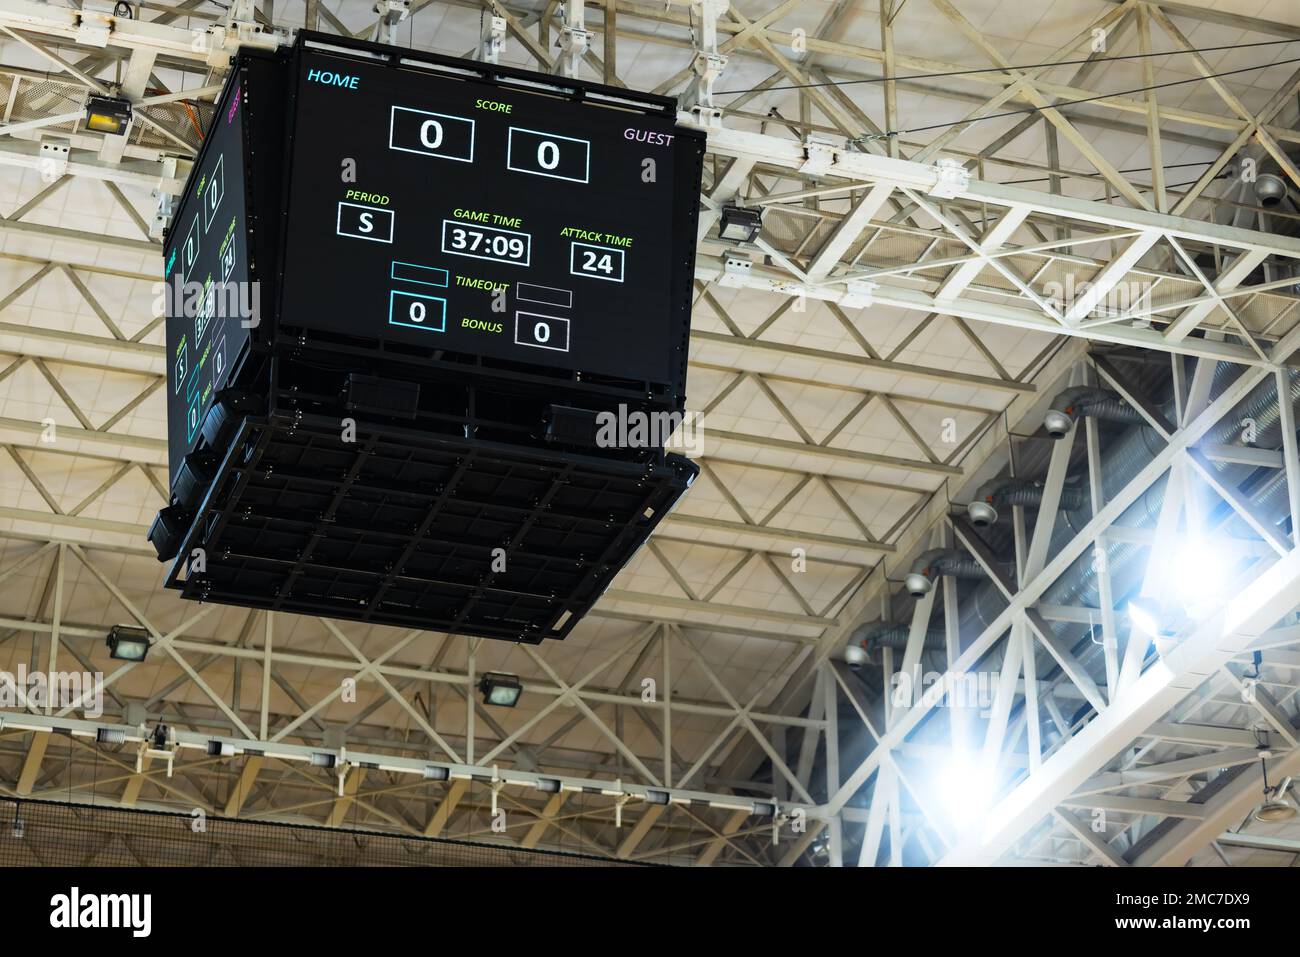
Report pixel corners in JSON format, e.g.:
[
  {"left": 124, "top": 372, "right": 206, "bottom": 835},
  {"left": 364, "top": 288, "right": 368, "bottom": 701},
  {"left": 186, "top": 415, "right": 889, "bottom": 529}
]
[
  {"left": 336, "top": 201, "right": 394, "bottom": 242},
  {"left": 389, "top": 289, "right": 447, "bottom": 332},
  {"left": 440, "top": 219, "right": 531, "bottom": 266},
  {"left": 515, "top": 311, "right": 570, "bottom": 352},
  {"left": 570, "top": 241, "right": 625, "bottom": 282},
  {"left": 388, "top": 105, "right": 476, "bottom": 161},
  {"left": 505, "top": 126, "right": 591, "bottom": 183}
]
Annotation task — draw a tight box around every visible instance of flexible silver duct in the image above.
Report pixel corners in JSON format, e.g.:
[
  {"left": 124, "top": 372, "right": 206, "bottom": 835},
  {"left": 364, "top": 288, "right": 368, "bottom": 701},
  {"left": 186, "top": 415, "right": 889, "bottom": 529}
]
[
  {"left": 1043, "top": 386, "right": 1147, "bottom": 437},
  {"left": 905, "top": 548, "right": 987, "bottom": 597},
  {"left": 851, "top": 623, "right": 947, "bottom": 654},
  {"left": 968, "top": 477, "right": 1087, "bottom": 527}
]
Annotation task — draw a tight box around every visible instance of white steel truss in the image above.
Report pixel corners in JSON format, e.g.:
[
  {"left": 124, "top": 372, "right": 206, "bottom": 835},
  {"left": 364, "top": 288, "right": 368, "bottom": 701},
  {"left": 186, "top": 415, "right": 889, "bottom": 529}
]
[{"left": 0, "top": 0, "right": 1297, "bottom": 866}]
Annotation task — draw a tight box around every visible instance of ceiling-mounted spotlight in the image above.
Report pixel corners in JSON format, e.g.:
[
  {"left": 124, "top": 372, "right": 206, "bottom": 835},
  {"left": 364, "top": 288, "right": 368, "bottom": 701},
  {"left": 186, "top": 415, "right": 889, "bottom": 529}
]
[
  {"left": 85, "top": 95, "right": 132, "bottom": 136},
  {"left": 967, "top": 497, "right": 999, "bottom": 527},
  {"left": 1042, "top": 408, "right": 1075, "bottom": 440},
  {"left": 1255, "top": 172, "right": 1288, "bottom": 208},
  {"left": 107, "top": 625, "right": 150, "bottom": 662},
  {"left": 1254, "top": 743, "right": 1297, "bottom": 822},
  {"left": 478, "top": 672, "right": 522, "bottom": 708},
  {"left": 718, "top": 204, "right": 763, "bottom": 243},
  {"left": 1254, "top": 797, "right": 1296, "bottom": 822}
]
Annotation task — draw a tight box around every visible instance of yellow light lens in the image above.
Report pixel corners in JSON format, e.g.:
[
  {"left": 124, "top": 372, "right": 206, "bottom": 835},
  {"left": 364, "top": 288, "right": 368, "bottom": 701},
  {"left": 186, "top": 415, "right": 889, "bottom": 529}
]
[{"left": 86, "top": 112, "right": 124, "bottom": 134}]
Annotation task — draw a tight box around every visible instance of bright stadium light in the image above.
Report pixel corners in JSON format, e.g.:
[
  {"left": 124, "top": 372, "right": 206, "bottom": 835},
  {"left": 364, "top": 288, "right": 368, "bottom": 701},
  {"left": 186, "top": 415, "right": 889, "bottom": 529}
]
[
  {"left": 1126, "top": 596, "right": 1165, "bottom": 638},
  {"left": 1169, "top": 536, "right": 1232, "bottom": 615},
  {"left": 937, "top": 751, "right": 995, "bottom": 830}
]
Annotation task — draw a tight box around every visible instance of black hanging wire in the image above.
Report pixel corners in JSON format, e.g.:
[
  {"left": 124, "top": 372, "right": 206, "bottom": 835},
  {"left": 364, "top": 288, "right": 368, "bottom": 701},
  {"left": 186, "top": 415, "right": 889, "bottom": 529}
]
[
  {"left": 857, "top": 56, "right": 1300, "bottom": 143},
  {"left": 717, "top": 38, "right": 1300, "bottom": 96}
]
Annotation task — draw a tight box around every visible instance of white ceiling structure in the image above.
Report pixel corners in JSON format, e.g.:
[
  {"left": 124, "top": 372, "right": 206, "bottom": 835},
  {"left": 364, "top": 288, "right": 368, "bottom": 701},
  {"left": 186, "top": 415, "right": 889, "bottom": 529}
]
[{"left": 0, "top": 0, "right": 1296, "bottom": 866}]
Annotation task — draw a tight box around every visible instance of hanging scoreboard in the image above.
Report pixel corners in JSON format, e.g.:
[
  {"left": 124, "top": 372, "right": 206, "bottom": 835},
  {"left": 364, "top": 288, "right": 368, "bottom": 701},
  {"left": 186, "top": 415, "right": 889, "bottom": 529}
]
[
  {"left": 278, "top": 43, "right": 705, "bottom": 392},
  {"left": 155, "top": 37, "right": 706, "bottom": 641}
]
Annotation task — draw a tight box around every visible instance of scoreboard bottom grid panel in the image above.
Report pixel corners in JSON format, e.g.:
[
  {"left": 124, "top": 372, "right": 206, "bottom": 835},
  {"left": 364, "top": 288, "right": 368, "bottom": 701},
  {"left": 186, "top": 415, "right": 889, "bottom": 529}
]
[
  {"left": 269, "top": 320, "right": 684, "bottom": 418},
  {"left": 166, "top": 413, "right": 697, "bottom": 642}
]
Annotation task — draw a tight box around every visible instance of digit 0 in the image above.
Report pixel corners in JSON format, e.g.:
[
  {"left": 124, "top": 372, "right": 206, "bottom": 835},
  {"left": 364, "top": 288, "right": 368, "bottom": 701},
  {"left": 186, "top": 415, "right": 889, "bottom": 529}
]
[
  {"left": 421, "top": 120, "right": 444, "bottom": 150},
  {"left": 537, "top": 141, "right": 559, "bottom": 170}
]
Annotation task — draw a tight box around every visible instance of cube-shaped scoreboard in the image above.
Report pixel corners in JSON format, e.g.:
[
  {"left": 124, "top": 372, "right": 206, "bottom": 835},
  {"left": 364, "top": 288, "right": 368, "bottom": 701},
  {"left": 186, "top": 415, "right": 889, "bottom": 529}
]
[{"left": 156, "top": 34, "right": 706, "bottom": 642}]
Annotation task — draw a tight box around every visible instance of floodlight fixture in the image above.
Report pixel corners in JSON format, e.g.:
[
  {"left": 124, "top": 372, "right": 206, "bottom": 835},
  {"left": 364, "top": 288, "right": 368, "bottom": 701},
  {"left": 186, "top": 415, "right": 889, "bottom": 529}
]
[
  {"left": 1254, "top": 799, "right": 1297, "bottom": 823},
  {"left": 718, "top": 204, "right": 762, "bottom": 243},
  {"left": 107, "top": 625, "right": 150, "bottom": 662},
  {"left": 85, "top": 95, "right": 132, "bottom": 135},
  {"left": 479, "top": 672, "right": 523, "bottom": 707}
]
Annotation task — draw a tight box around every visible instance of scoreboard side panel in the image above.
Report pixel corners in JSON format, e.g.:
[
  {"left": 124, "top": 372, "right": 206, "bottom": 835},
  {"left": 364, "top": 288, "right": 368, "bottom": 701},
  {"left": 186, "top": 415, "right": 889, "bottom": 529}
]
[{"left": 162, "top": 70, "right": 255, "bottom": 483}]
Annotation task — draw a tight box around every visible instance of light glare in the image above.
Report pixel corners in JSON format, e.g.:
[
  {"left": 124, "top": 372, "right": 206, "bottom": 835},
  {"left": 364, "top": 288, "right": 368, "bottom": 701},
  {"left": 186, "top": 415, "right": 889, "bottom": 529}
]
[
  {"left": 1126, "top": 597, "right": 1162, "bottom": 637},
  {"left": 938, "top": 752, "right": 995, "bottom": 829},
  {"left": 1170, "top": 538, "right": 1230, "bottom": 614}
]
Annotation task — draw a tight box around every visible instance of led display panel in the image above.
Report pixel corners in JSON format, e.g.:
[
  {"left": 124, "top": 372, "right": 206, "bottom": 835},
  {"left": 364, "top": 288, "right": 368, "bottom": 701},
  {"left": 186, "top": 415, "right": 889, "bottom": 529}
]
[{"left": 278, "top": 45, "right": 704, "bottom": 394}]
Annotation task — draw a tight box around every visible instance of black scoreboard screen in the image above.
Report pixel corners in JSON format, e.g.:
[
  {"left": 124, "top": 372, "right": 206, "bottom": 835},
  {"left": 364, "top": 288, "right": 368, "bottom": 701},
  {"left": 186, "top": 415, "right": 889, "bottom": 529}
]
[
  {"left": 278, "top": 46, "right": 703, "bottom": 388},
  {"left": 162, "top": 77, "right": 253, "bottom": 481}
]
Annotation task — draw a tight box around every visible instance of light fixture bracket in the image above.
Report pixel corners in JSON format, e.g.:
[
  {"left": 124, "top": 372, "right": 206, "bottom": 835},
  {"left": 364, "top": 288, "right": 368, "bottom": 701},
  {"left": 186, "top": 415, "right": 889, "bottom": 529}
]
[
  {"left": 840, "top": 279, "right": 879, "bottom": 309},
  {"left": 719, "top": 253, "right": 752, "bottom": 288},
  {"left": 928, "top": 158, "right": 970, "bottom": 199}
]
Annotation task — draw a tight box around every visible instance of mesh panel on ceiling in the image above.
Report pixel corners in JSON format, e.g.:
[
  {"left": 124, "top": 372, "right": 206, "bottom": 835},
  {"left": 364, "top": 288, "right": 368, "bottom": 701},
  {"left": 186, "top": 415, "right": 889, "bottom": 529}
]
[{"left": 0, "top": 798, "right": 638, "bottom": 867}]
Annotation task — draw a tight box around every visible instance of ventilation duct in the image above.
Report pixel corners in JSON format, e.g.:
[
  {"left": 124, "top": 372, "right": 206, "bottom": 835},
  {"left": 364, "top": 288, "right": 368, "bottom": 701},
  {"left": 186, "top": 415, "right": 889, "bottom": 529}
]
[
  {"left": 968, "top": 477, "right": 1087, "bottom": 527},
  {"left": 905, "top": 548, "right": 988, "bottom": 597},
  {"left": 850, "top": 622, "right": 947, "bottom": 654},
  {"left": 1042, "top": 386, "right": 1146, "bottom": 438}
]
